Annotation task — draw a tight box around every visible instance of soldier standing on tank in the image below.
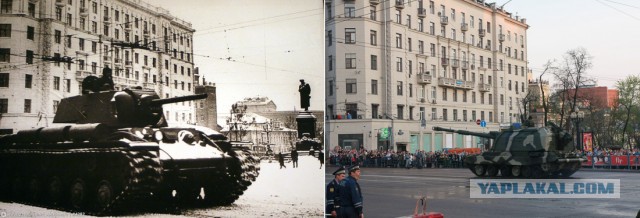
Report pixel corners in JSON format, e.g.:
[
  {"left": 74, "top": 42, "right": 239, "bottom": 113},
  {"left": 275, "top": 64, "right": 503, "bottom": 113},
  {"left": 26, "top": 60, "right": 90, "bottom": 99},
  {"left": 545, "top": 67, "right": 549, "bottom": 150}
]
[
  {"left": 339, "top": 165, "right": 363, "bottom": 218},
  {"left": 278, "top": 152, "right": 286, "bottom": 169},
  {"left": 326, "top": 167, "right": 346, "bottom": 217},
  {"left": 291, "top": 148, "right": 299, "bottom": 168}
]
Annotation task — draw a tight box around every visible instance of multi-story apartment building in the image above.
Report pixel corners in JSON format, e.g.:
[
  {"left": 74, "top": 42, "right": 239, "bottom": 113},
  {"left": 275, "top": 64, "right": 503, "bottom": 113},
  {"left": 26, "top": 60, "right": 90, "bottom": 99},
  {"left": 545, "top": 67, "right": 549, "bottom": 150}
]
[
  {"left": 325, "top": 0, "right": 529, "bottom": 152},
  {"left": 0, "top": 0, "right": 196, "bottom": 133}
]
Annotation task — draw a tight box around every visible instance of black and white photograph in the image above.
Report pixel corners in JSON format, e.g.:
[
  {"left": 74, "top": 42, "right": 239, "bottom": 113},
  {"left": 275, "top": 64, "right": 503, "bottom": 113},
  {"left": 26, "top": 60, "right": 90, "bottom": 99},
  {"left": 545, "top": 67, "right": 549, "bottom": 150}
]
[{"left": 0, "top": 0, "right": 324, "bottom": 217}]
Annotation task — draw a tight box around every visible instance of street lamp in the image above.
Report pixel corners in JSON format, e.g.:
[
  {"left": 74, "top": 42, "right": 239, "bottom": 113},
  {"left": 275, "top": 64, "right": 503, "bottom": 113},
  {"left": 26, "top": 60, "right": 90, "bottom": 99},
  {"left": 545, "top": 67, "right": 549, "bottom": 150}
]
[
  {"left": 570, "top": 110, "right": 585, "bottom": 151},
  {"left": 262, "top": 120, "right": 273, "bottom": 152}
]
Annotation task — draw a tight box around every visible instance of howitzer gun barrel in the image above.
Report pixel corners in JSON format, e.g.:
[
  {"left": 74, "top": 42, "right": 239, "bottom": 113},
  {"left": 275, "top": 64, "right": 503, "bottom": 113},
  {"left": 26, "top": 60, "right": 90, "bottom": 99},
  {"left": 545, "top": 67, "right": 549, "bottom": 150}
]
[
  {"left": 149, "top": 93, "right": 208, "bottom": 106},
  {"left": 432, "top": 126, "right": 497, "bottom": 139}
]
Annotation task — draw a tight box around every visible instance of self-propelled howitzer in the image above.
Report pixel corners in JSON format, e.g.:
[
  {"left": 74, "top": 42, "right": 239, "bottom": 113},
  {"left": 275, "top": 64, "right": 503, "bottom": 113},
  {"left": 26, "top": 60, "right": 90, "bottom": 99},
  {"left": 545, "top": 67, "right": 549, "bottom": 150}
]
[{"left": 432, "top": 123, "right": 586, "bottom": 178}]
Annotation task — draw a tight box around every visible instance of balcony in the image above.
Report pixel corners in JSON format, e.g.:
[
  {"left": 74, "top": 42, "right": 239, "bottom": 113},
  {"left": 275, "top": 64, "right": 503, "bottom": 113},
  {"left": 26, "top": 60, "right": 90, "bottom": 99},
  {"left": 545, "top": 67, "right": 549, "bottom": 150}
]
[
  {"left": 461, "top": 60, "right": 469, "bottom": 70},
  {"left": 478, "top": 83, "right": 491, "bottom": 92},
  {"left": 115, "top": 77, "right": 138, "bottom": 86},
  {"left": 55, "top": 0, "right": 66, "bottom": 6},
  {"left": 125, "top": 24, "right": 131, "bottom": 31},
  {"left": 438, "top": 77, "right": 475, "bottom": 90},
  {"left": 441, "top": 57, "right": 449, "bottom": 66},
  {"left": 370, "top": 0, "right": 380, "bottom": 5},
  {"left": 79, "top": 8, "right": 88, "bottom": 17},
  {"left": 75, "top": 70, "right": 93, "bottom": 81},
  {"left": 114, "top": 58, "right": 122, "bottom": 64},
  {"left": 395, "top": 0, "right": 405, "bottom": 9},
  {"left": 440, "top": 16, "right": 448, "bottom": 25},
  {"left": 103, "top": 55, "right": 111, "bottom": 62},
  {"left": 418, "top": 73, "right": 432, "bottom": 84},
  {"left": 461, "top": 23, "right": 468, "bottom": 32},
  {"left": 499, "top": 34, "right": 505, "bottom": 42},
  {"left": 471, "top": 64, "right": 475, "bottom": 70},
  {"left": 143, "top": 82, "right": 156, "bottom": 89},
  {"left": 418, "top": 8, "right": 426, "bottom": 18},
  {"left": 104, "top": 16, "right": 111, "bottom": 24},
  {"left": 479, "top": 29, "right": 486, "bottom": 37},
  {"left": 125, "top": 60, "right": 132, "bottom": 66},
  {"left": 451, "top": 59, "right": 459, "bottom": 68},
  {"left": 143, "top": 30, "right": 150, "bottom": 36}
]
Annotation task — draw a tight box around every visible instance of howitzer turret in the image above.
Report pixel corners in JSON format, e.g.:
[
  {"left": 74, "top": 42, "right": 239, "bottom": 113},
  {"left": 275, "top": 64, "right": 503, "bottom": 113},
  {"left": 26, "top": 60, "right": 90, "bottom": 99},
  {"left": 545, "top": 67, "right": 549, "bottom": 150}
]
[
  {"left": 432, "top": 123, "right": 586, "bottom": 178},
  {"left": 53, "top": 88, "right": 207, "bottom": 128},
  {"left": 432, "top": 126, "right": 500, "bottom": 139}
]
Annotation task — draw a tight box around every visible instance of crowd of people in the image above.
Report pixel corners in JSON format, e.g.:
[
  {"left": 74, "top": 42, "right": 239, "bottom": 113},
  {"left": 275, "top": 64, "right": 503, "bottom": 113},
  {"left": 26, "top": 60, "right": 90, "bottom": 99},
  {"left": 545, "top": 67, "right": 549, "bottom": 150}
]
[{"left": 327, "top": 147, "right": 480, "bottom": 169}]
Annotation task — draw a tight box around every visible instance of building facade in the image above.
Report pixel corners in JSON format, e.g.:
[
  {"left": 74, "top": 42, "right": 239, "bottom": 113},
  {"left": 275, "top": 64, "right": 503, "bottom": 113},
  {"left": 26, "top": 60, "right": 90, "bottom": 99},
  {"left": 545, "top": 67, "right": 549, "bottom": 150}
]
[
  {"left": 325, "top": 0, "right": 529, "bottom": 152},
  {"left": 0, "top": 0, "right": 196, "bottom": 133},
  {"left": 194, "top": 82, "right": 219, "bottom": 130}
]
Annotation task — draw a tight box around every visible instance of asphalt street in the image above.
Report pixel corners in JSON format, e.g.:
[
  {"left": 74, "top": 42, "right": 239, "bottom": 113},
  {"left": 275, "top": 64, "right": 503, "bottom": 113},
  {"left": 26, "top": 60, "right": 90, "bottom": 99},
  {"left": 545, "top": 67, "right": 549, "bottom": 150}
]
[{"left": 325, "top": 167, "right": 640, "bottom": 218}]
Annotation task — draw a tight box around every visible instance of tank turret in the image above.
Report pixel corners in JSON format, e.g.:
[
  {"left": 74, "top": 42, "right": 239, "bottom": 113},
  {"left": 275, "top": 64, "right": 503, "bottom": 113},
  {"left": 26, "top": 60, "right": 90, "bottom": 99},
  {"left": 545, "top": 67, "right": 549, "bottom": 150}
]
[
  {"left": 53, "top": 88, "right": 207, "bottom": 128},
  {"left": 432, "top": 122, "right": 586, "bottom": 178}
]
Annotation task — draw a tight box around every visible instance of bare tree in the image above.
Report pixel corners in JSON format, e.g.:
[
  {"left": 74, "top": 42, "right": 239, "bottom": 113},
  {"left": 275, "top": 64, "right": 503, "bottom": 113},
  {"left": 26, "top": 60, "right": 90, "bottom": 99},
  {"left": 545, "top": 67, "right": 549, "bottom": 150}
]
[
  {"left": 551, "top": 48, "right": 594, "bottom": 129},
  {"left": 538, "top": 60, "right": 556, "bottom": 126}
]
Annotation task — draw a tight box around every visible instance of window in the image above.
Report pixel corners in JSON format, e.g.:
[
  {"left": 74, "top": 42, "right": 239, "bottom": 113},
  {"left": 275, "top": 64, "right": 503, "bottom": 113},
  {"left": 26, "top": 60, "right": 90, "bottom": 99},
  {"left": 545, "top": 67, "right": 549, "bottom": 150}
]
[
  {"left": 328, "top": 55, "right": 333, "bottom": 71},
  {"left": 0, "top": 99, "right": 7, "bottom": 113},
  {"left": 0, "top": 48, "right": 9, "bottom": 62},
  {"left": 396, "top": 57, "right": 402, "bottom": 72},
  {"left": 453, "top": 109, "right": 458, "bottom": 121},
  {"left": 370, "top": 30, "right": 377, "bottom": 46},
  {"left": 407, "top": 15, "right": 411, "bottom": 28},
  {"left": 25, "top": 74, "right": 32, "bottom": 88},
  {"left": 418, "top": 18, "right": 424, "bottom": 32},
  {"left": 409, "top": 83, "right": 413, "bottom": 97},
  {"left": 370, "top": 6, "right": 376, "bottom": 20},
  {"left": 67, "top": 13, "right": 72, "bottom": 25},
  {"left": 0, "top": 24, "right": 10, "bottom": 37},
  {"left": 371, "top": 55, "right": 377, "bottom": 70},
  {"left": 53, "top": 76, "right": 60, "bottom": 90},
  {"left": 397, "top": 81, "right": 403, "bottom": 96},
  {"left": 78, "top": 59, "right": 85, "bottom": 70},
  {"left": 442, "top": 108, "right": 448, "bottom": 121},
  {"left": 488, "top": 94, "right": 493, "bottom": 104},
  {"left": 345, "top": 53, "right": 356, "bottom": 69},
  {"left": 54, "top": 30, "right": 61, "bottom": 44},
  {"left": 26, "top": 50, "right": 33, "bottom": 64},
  {"left": 66, "top": 35, "right": 72, "bottom": 48},
  {"left": 346, "top": 79, "right": 357, "bottom": 94},
  {"left": 345, "top": 28, "right": 355, "bottom": 44},
  {"left": 0, "top": 73, "right": 8, "bottom": 87},
  {"left": 372, "top": 104, "right": 379, "bottom": 119},
  {"left": 55, "top": 7, "right": 62, "bottom": 21},
  {"left": 65, "top": 79, "right": 70, "bottom": 92},
  {"left": 429, "top": 0, "right": 434, "bottom": 14},
  {"left": 327, "top": 30, "right": 332, "bottom": 46},
  {"left": 418, "top": 40, "right": 424, "bottom": 54},
  {"left": 328, "top": 80, "right": 334, "bottom": 96},
  {"left": 408, "top": 38, "right": 412, "bottom": 52},
  {"left": 500, "top": 94, "right": 504, "bottom": 105},
  {"left": 431, "top": 86, "right": 437, "bottom": 99},
  {"left": 430, "top": 43, "right": 435, "bottom": 56},
  {"left": 91, "top": 62, "right": 96, "bottom": 73},
  {"left": 91, "top": 21, "right": 97, "bottom": 33},
  {"left": 371, "top": 79, "right": 378, "bottom": 95},
  {"left": 28, "top": 3, "right": 35, "bottom": 17},
  {"left": 442, "top": 88, "right": 447, "bottom": 101},
  {"left": 92, "top": 2, "right": 97, "bottom": 13},
  {"left": 27, "top": 26, "right": 34, "bottom": 40},
  {"left": 397, "top": 105, "right": 404, "bottom": 120},
  {"left": 345, "top": 3, "right": 355, "bottom": 17},
  {"left": 395, "top": 33, "right": 402, "bottom": 48},
  {"left": 429, "top": 22, "right": 435, "bottom": 35}
]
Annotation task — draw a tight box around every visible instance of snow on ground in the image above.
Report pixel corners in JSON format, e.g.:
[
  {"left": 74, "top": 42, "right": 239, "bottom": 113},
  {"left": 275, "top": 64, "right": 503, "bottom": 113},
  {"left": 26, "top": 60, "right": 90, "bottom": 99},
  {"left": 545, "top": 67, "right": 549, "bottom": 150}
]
[{"left": 0, "top": 155, "right": 326, "bottom": 217}]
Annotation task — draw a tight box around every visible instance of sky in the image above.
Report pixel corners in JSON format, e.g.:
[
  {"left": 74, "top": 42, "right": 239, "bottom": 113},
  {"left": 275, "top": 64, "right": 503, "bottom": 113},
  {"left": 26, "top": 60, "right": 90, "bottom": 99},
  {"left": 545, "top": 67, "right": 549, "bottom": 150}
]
[
  {"left": 501, "top": 0, "right": 640, "bottom": 88},
  {"left": 149, "top": 0, "right": 324, "bottom": 117}
]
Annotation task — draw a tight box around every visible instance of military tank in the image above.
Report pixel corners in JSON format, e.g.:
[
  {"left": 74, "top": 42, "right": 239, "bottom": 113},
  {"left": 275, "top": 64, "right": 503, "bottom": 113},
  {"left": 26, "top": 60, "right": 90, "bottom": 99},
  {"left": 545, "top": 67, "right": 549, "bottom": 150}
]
[
  {"left": 432, "top": 122, "right": 586, "bottom": 178},
  {"left": 0, "top": 86, "right": 260, "bottom": 215}
]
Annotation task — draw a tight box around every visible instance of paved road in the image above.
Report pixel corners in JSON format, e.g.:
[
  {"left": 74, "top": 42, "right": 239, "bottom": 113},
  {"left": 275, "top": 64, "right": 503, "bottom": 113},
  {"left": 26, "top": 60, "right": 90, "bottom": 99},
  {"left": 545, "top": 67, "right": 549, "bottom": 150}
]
[{"left": 325, "top": 167, "right": 640, "bottom": 218}]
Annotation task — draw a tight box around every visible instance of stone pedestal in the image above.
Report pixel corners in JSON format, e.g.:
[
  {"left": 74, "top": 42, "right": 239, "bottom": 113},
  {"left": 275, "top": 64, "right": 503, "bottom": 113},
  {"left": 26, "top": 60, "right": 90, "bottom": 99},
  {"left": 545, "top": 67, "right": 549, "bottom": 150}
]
[{"left": 295, "top": 111, "right": 316, "bottom": 139}]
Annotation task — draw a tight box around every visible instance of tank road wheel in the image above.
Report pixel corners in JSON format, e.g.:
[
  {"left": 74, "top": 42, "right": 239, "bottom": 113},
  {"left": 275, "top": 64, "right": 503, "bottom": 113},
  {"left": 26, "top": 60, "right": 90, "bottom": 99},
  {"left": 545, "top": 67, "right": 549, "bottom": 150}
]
[
  {"left": 70, "top": 178, "right": 88, "bottom": 210},
  {"left": 11, "top": 177, "right": 25, "bottom": 201},
  {"left": 486, "top": 165, "right": 499, "bottom": 177},
  {"left": 499, "top": 166, "right": 512, "bottom": 177},
  {"left": 48, "top": 176, "right": 64, "bottom": 206},
  {"left": 473, "top": 165, "right": 486, "bottom": 176},
  {"left": 203, "top": 185, "right": 239, "bottom": 206},
  {"left": 28, "top": 176, "right": 42, "bottom": 203},
  {"left": 95, "top": 180, "right": 114, "bottom": 211},
  {"left": 529, "top": 166, "right": 543, "bottom": 179},
  {"left": 511, "top": 166, "right": 522, "bottom": 177},
  {"left": 521, "top": 166, "right": 533, "bottom": 178}
]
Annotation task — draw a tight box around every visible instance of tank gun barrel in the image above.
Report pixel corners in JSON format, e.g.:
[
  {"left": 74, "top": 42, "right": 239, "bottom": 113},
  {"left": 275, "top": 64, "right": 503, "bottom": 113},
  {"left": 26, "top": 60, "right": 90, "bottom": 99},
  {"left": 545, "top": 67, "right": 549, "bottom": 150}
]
[
  {"left": 432, "top": 126, "right": 499, "bottom": 139},
  {"left": 149, "top": 93, "right": 208, "bottom": 106}
]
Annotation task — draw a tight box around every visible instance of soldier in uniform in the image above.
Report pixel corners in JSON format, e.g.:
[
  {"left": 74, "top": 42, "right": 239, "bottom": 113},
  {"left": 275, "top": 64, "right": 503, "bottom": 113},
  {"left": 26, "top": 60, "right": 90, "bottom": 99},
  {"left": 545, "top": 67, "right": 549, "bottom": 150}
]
[
  {"left": 339, "top": 165, "right": 363, "bottom": 218},
  {"left": 326, "top": 167, "right": 346, "bottom": 217}
]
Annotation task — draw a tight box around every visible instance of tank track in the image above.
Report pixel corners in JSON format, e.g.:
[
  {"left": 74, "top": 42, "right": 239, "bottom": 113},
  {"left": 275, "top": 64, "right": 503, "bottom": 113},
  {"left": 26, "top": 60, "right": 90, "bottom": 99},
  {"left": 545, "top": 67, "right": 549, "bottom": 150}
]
[
  {"left": 201, "top": 147, "right": 261, "bottom": 206},
  {"left": 0, "top": 147, "right": 162, "bottom": 216}
]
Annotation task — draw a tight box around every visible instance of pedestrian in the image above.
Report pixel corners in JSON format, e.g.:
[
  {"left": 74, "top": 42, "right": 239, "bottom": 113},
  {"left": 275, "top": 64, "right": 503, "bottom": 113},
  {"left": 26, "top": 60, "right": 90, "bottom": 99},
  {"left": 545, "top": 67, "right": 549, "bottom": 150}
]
[
  {"left": 326, "top": 166, "right": 346, "bottom": 217},
  {"left": 291, "top": 149, "right": 299, "bottom": 168},
  {"left": 318, "top": 150, "right": 325, "bottom": 169},
  {"left": 339, "top": 165, "right": 363, "bottom": 218},
  {"left": 278, "top": 152, "right": 286, "bottom": 169}
]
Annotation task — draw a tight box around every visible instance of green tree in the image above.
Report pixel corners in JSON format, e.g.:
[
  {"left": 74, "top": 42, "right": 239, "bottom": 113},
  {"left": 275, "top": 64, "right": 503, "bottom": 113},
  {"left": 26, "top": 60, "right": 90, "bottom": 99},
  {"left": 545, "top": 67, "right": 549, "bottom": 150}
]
[{"left": 615, "top": 75, "right": 640, "bottom": 149}]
